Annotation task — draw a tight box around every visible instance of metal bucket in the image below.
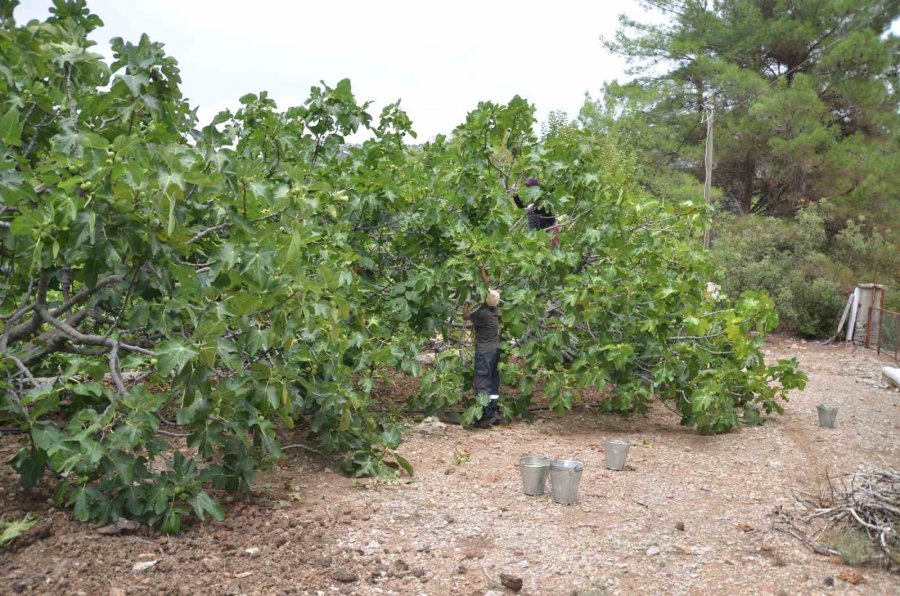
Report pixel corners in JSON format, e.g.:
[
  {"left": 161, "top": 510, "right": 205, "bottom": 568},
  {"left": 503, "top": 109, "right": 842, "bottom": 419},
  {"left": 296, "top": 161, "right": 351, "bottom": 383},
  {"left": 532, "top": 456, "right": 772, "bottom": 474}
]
[
  {"left": 519, "top": 456, "right": 551, "bottom": 496},
  {"left": 605, "top": 439, "right": 630, "bottom": 471},
  {"left": 549, "top": 459, "right": 584, "bottom": 505},
  {"left": 817, "top": 405, "right": 838, "bottom": 428}
]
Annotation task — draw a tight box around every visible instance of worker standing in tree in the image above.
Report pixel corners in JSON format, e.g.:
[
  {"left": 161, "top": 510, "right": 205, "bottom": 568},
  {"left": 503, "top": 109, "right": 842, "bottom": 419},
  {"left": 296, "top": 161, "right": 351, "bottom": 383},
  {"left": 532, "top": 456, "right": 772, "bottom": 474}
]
[
  {"left": 462, "top": 267, "right": 501, "bottom": 428},
  {"left": 512, "top": 177, "right": 560, "bottom": 248}
]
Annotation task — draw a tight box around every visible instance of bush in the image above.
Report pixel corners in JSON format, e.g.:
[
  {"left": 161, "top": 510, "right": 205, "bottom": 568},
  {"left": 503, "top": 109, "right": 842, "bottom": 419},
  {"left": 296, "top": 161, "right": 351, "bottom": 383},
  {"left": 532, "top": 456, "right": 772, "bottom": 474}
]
[
  {"left": 786, "top": 277, "right": 845, "bottom": 338},
  {"left": 712, "top": 205, "right": 897, "bottom": 338}
]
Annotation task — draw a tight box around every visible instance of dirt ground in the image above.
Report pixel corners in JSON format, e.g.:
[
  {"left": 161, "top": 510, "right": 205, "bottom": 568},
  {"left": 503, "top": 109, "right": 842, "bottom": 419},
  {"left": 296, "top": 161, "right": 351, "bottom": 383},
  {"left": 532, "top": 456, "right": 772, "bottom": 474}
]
[{"left": 1, "top": 337, "right": 898, "bottom": 595}]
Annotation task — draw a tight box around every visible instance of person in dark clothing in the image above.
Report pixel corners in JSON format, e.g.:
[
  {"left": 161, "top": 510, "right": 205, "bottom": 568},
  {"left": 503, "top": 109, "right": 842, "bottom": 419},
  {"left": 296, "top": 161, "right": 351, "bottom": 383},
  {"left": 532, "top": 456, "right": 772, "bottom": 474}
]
[
  {"left": 513, "top": 177, "right": 560, "bottom": 248},
  {"left": 462, "top": 269, "right": 501, "bottom": 428}
]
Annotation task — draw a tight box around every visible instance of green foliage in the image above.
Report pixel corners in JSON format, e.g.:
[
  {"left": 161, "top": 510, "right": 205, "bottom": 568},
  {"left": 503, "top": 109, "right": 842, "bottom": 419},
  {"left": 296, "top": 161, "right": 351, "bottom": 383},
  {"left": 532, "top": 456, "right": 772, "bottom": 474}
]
[
  {"left": 784, "top": 277, "right": 845, "bottom": 338},
  {"left": 604, "top": 0, "right": 900, "bottom": 322},
  {"left": 0, "top": 514, "right": 39, "bottom": 547},
  {"left": 712, "top": 204, "right": 897, "bottom": 337},
  {"left": 826, "top": 526, "right": 883, "bottom": 566},
  {"left": 1, "top": 2, "right": 805, "bottom": 533},
  {"left": 452, "top": 448, "right": 471, "bottom": 466}
]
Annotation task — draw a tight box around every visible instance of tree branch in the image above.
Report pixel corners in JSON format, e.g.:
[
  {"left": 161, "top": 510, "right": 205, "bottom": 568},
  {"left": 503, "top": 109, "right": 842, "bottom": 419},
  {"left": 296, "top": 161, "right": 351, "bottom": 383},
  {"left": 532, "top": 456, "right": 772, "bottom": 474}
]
[
  {"left": 6, "top": 355, "right": 36, "bottom": 388},
  {"left": 36, "top": 304, "right": 154, "bottom": 356},
  {"left": 187, "top": 210, "right": 287, "bottom": 245},
  {"left": 51, "top": 274, "right": 123, "bottom": 318},
  {"left": 187, "top": 221, "right": 233, "bottom": 244},
  {"left": 2, "top": 271, "right": 49, "bottom": 349},
  {"left": 108, "top": 343, "right": 126, "bottom": 394}
]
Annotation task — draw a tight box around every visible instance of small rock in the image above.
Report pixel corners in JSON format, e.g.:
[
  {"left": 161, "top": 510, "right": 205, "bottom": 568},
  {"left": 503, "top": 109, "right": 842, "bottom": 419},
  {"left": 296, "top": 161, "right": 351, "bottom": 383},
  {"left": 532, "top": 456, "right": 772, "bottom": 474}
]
[
  {"left": 244, "top": 547, "right": 260, "bottom": 557},
  {"left": 443, "top": 514, "right": 455, "bottom": 524},
  {"left": 97, "top": 518, "right": 141, "bottom": 536},
  {"left": 412, "top": 568, "right": 425, "bottom": 578},
  {"left": 131, "top": 560, "right": 158, "bottom": 572},
  {"left": 414, "top": 416, "right": 447, "bottom": 436},
  {"left": 334, "top": 570, "right": 358, "bottom": 583},
  {"left": 646, "top": 546, "right": 661, "bottom": 556},
  {"left": 414, "top": 352, "right": 435, "bottom": 365},
  {"left": 201, "top": 557, "right": 221, "bottom": 572},
  {"left": 675, "top": 521, "right": 685, "bottom": 532},
  {"left": 824, "top": 576, "right": 834, "bottom": 587},
  {"left": 500, "top": 573, "right": 523, "bottom": 592},
  {"left": 456, "top": 564, "right": 467, "bottom": 574}
]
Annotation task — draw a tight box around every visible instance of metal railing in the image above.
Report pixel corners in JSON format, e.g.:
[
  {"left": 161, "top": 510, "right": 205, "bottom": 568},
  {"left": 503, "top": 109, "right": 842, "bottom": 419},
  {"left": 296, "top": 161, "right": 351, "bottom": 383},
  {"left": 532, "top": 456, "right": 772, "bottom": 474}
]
[{"left": 866, "top": 307, "right": 899, "bottom": 361}]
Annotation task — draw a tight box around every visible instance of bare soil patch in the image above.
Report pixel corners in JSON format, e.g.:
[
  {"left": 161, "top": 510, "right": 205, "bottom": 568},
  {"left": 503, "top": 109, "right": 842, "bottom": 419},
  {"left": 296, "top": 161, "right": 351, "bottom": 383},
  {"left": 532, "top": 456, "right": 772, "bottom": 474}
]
[{"left": 1, "top": 337, "right": 898, "bottom": 595}]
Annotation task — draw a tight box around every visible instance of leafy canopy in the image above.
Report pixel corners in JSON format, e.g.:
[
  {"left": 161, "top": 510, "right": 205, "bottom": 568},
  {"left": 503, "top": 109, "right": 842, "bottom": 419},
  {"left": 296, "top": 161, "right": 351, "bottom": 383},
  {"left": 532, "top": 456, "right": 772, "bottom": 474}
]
[{"left": 1, "top": 0, "right": 804, "bottom": 532}]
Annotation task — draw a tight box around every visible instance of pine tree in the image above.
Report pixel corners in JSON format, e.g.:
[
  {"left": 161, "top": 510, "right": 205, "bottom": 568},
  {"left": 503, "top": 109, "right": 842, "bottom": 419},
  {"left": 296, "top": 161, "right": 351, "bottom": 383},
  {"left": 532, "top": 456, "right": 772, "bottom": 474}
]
[{"left": 603, "top": 0, "right": 899, "bottom": 221}]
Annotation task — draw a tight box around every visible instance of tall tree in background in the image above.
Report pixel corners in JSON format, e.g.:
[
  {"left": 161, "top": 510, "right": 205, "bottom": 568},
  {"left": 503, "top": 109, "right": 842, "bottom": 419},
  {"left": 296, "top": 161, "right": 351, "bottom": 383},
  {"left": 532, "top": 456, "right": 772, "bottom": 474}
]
[{"left": 602, "top": 0, "right": 899, "bottom": 222}]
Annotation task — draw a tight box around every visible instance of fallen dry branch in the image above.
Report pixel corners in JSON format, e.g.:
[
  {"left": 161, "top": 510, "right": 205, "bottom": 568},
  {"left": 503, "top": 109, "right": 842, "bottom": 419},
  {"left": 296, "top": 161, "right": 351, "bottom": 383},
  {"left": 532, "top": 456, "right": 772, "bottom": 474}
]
[{"left": 774, "top": 468, "right": 899, "bottom": 569}]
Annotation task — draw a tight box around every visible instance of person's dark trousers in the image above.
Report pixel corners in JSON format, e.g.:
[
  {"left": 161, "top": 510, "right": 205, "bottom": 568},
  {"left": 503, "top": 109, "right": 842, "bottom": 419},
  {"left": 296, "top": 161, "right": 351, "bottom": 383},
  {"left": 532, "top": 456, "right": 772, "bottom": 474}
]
[{"left": 474, "top": 350, "right": 500, "bottom": 417}]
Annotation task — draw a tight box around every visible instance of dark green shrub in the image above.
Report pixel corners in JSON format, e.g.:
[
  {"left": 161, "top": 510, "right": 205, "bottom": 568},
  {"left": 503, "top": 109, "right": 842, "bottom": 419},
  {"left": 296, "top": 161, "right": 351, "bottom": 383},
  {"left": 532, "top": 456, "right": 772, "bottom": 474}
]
[
  {"left": 785, "top": 277, "right": 844, "bottom": 338},
  {"left": 712, "top": 206, "right": 896, "bottom": 338}
]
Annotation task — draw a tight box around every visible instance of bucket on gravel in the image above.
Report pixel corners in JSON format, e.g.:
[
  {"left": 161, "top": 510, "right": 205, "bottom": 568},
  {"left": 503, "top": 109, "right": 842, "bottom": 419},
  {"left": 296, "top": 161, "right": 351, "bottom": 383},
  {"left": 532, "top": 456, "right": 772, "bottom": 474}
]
[
  {"left": 604, "top": 439, "right": 630, "bottom": 471},
  {"left": 817, "top": 405, "right": 838, "bottom": 428},
  {"left": 549, "top": 459, "right": 584, "bottom": 505},
  {"left": 520, "top": 456, "right": 551, "bottom": 496}
]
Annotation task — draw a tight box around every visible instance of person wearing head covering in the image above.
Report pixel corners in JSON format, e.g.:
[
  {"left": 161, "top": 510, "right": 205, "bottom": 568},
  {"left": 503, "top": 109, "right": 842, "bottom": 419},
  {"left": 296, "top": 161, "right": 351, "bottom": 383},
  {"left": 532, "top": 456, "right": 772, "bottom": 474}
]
[
  {"left": 512, "top": 178, "right": 560, "bottom": 247},
  {"left": 462, "top": 270, "right": 502, "bottom": 428}
]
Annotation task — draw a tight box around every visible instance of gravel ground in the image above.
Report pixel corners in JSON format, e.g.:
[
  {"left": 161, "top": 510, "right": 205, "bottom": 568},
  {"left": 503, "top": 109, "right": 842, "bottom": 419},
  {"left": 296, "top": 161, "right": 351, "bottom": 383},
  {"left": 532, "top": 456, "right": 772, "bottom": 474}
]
[{"left": 1, "top": 336, "right": 898, "bottom": 595}]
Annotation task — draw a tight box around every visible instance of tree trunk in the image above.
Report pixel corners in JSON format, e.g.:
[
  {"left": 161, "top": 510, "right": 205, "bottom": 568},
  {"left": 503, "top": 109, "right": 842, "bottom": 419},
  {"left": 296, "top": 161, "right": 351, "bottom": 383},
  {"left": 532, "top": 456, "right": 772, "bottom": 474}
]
[{"left": 739, "top": 157, "right": 755, "bottom": 215}]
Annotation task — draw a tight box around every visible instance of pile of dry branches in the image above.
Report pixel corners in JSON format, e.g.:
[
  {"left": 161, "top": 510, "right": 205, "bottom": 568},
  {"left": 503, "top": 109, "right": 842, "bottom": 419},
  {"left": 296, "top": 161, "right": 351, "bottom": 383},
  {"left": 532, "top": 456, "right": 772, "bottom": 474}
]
[{"left": 775, "top": 468, "right": 899, "bottom": 568}]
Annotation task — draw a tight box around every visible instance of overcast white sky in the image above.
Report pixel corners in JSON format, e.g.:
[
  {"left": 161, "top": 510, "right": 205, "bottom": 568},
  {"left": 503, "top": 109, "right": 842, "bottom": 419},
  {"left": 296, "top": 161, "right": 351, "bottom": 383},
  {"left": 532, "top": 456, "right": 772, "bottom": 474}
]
[
  {"left": 16, "top": 1, "right": 898, "bottom": 141},
  {"left": 15, "top": 0, "right": 651, "bottom": 140}
]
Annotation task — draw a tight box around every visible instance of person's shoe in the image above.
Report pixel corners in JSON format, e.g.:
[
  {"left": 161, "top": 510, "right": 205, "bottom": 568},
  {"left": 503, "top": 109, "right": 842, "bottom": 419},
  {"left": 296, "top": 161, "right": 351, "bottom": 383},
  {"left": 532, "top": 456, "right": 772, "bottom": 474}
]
[
  {"left": 473, "top": 404, "right": 498, "bottom": 428},
  {"left": 474, "top": 410, "right": 499, "bottom": 428}
]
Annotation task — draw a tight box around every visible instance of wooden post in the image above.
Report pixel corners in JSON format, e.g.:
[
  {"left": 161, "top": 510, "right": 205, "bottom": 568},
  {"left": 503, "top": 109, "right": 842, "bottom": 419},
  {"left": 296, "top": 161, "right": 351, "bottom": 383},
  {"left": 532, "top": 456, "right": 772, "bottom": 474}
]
[
  {"left": 702, "top": 106, "right": 714, "bottom": 250},
  {"left": 866, "top": 307, "right": 874, "bottom": 348}
]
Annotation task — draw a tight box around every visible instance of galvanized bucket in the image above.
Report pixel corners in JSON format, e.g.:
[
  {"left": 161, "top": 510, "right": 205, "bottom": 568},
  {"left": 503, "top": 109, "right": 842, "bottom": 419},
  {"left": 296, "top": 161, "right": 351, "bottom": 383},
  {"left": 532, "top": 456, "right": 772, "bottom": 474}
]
[
  {"left": 817, "top": 405, "right": 838, "bottom": 428},
  {"left": 549, "top": 459, "right": 584, "bottom": 505},
  {"left": 605, "top": 439, "right": 630, "bottom": 471},
  {"left": 520, "top": 455, "right": 551, "bottom": 496}
]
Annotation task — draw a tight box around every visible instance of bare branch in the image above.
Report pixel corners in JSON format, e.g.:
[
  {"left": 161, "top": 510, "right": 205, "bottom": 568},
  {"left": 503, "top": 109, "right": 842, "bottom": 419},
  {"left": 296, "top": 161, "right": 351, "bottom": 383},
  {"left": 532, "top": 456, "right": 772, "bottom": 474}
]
[
  {"left": 108, "top": 343, "right": 126, "bottom": 394},
  {"left": 186, "top": 210, "right": 287, "bottom": 245},
  {"left": 187, "top": 221, "right": 233, "bottom": 245},
  {"left": 5, "top": 354, "right": 36, "bottom": 387},
  {"left": 57, "top": 345, "right": 107, "bottom": 357},
  {"left": 2, "top": 271, "right": 49, "bottom": 349},
  {"left": 35, "top": 304, "right": 155, "bottom": 360},
  {"left": 282, "top": 443, "right": 325, "bottom": 456},
  {"left": 51, "top": 274, "right": 123, "bottom": 318}
]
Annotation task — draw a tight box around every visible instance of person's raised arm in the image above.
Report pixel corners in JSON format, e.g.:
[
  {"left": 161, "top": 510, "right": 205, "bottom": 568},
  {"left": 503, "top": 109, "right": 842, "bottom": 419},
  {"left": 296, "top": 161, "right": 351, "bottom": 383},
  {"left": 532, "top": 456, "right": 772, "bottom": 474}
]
[
  {"left": 512, "top": 191, "right": 525, "bottom": 209},
  {"left": 462, "top": 302, "right": 470, "bottom": 321},
  {"left": 480, "top": 266, "right": 491, "bottom": 286}
]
